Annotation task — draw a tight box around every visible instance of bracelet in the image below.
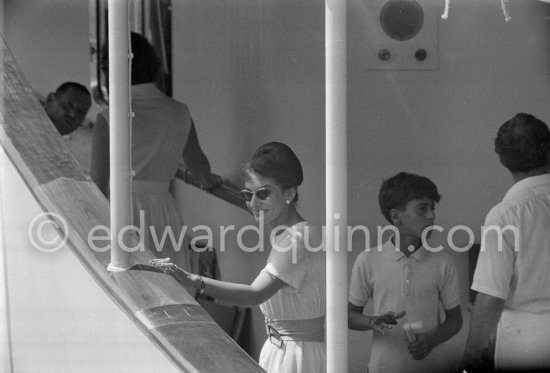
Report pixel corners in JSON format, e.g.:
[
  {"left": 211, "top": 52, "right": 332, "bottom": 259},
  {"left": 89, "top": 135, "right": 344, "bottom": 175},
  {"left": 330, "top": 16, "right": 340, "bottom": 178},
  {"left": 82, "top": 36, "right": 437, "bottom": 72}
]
[
  {"left": 198, "top": 276, "right": 206, "bottom": 295},
  {"left": 367, "top": 316, "right": 377, "bottom": 330}
]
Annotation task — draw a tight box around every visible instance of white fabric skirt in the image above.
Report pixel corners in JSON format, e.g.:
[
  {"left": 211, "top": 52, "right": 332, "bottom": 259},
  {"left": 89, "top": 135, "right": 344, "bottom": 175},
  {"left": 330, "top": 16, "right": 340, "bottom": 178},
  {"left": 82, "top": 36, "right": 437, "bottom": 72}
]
[
  {"left": 132, "top": 180, "right": 190, "bottom": 271},
  {"left": 259, "top": 339, "right": 326, "bottom": 373}
]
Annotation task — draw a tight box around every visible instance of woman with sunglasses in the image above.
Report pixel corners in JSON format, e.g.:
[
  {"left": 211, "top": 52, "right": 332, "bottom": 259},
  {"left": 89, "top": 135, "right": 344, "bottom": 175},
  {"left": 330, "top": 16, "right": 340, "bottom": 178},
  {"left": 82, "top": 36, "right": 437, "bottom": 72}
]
[{"left": 151, "top": 142, "right": 326, "bottom": 372}]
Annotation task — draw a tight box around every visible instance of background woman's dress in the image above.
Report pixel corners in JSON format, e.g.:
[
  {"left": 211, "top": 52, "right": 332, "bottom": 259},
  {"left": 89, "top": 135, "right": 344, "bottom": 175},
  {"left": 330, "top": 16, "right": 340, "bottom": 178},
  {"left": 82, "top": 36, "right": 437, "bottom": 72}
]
[{"left": 96, "top": 83, "right": 192, "bottom": 270}]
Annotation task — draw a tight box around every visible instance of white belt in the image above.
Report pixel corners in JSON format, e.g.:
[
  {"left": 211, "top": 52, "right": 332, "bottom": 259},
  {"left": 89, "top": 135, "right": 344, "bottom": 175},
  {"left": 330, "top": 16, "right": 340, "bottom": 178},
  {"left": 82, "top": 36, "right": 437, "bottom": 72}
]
[{"left": 265, "top": 316, "right": 325, "bottom": 347}]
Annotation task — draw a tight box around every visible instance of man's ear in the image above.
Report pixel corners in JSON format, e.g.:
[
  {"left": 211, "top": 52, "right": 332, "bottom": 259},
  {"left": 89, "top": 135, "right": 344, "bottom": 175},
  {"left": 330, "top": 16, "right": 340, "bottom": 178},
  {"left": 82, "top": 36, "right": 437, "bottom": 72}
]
[{"left": 389, "top": 208, "right": 401, "bottom": 225}]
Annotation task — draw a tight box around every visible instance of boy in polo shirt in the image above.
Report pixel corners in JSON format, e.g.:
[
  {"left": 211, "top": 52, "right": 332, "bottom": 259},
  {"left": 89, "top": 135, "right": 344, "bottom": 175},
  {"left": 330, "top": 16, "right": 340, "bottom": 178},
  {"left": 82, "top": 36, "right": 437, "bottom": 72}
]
[{"left": 348, "top": 172, "right": 463, "bottom": 373}]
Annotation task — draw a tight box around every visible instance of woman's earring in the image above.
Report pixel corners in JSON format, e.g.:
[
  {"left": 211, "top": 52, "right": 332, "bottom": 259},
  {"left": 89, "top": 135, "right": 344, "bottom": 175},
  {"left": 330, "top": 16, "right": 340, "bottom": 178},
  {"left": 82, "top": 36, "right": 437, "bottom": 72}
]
[{"left": 286, "top": 200, "right": 291, "bottom": 205}]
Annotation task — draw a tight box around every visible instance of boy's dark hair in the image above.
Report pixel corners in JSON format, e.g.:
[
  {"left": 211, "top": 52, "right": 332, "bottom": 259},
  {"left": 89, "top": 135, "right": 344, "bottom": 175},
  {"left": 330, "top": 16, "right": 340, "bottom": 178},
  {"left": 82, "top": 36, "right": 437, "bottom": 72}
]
[
  {"left": 378, "top": 172, "right": 441, "bottom": 223},
  {"left": 495, "top": 113, "right": 550, "bottom": 173}
]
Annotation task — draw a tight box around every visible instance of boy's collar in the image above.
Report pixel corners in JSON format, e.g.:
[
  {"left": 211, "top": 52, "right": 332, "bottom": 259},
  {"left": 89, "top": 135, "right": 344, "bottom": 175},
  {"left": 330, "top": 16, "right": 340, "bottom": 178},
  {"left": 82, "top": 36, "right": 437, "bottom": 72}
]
[{"left": 385, "top": 238, "right": 428, "bottom": 261}]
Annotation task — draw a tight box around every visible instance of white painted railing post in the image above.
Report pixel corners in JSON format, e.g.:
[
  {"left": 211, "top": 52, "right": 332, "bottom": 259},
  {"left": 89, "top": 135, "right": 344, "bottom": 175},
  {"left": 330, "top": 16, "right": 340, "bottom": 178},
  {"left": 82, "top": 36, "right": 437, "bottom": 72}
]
[
  {"left": 326, "top": 0, "right": 348, "bottom": 372},
  {"left": 107, "top": 0, "right": 132, "bottom": 271}
]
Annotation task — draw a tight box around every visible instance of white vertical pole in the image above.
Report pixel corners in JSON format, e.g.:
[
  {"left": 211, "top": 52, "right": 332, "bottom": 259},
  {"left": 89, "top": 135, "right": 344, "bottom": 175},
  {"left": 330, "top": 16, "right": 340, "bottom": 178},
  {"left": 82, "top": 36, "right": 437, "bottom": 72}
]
[
  {"left": 326, "top": 0, "right": 348, "bottom": 372},
  {"left": 107, "top": 0, "right": 132, "bottom": 271}
]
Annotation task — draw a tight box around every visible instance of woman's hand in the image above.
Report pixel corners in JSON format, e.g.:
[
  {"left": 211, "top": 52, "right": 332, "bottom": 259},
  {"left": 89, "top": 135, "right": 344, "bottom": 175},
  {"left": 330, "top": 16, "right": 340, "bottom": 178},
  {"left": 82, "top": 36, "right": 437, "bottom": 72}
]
[{"left": 149, "top": 258, "right": 194, "bottom": 287}]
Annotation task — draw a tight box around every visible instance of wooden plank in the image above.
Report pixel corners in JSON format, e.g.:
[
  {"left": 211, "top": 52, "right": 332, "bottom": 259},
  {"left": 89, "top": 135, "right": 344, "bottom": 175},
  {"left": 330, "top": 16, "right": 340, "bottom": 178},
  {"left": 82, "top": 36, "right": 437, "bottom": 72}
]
[
  {"left": 0, "top": 34, "right": 264, "bottom": 372},
  {"left": 154, "top": 322, "right": 262, "bottom": 373}
]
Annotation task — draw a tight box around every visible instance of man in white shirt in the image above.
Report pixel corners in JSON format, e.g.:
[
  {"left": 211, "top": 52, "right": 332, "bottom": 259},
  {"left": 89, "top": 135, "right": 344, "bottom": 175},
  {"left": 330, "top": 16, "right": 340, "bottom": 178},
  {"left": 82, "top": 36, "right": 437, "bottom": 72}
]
[{"left": 464, "top": 113, "right": 550, "bottom": 372}]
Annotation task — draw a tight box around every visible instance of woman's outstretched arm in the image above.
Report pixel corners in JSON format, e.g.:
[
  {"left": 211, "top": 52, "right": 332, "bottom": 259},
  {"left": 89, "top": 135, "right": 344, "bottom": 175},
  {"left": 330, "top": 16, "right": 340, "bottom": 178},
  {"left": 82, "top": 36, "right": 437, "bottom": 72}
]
[{"left": 151, "top": 258, "right": 285, "bottom": 307}]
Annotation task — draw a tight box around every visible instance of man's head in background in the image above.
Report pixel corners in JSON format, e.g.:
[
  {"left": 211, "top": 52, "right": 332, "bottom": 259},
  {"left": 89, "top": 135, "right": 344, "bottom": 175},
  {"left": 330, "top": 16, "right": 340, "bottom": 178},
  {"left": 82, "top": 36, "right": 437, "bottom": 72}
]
[
  {"left": 44, "top": 82, "right": 92, "bottom": 135},
  {"left": 495, "top": 112, "right": 550, "bottom": 174}
]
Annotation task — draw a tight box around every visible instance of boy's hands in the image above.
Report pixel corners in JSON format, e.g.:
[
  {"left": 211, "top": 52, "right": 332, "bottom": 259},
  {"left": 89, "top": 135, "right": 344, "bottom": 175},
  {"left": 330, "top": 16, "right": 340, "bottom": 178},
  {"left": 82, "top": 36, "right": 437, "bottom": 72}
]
[
  {"left": 407, "top": 333, "right": 434, "bottom": 360},
  {"left": 404, "top": 306, "right": 462, "bottom": 361},
  {"left": 370, "top": 311, "right": 406, "bottom": 334}
]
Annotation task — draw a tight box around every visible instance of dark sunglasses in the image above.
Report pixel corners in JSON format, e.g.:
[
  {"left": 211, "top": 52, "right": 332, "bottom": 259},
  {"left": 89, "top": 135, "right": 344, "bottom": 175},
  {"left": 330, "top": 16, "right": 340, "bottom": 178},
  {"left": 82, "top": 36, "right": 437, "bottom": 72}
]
[{"left": 240, "top": 184, "right": 282, "bottom": 202}]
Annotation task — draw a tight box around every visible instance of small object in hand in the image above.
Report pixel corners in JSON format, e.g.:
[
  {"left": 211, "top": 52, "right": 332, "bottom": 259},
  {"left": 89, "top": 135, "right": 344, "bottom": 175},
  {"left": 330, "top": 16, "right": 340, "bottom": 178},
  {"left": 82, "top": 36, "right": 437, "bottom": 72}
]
[{"left": 403, "top": 320, "right": 424, "bottom": 342}]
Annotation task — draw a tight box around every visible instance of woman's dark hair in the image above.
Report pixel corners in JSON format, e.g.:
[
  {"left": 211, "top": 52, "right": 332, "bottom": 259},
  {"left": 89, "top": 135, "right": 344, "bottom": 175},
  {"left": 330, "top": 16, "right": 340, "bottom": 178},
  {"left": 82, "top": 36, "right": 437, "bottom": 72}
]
[
  {"left": 378, "top": 172, "right": 441, "bottom": 223},
  {"left": 130, "top": 32, "right": 161, "bottom": 84},
  {"left": 495, "top": 113, "right": 550, "bottom": 173},
  {"left": 245, "top": 142, "right": 303, "bottom": 202},
  {"left": 100, "top": 33, "right": 161, "bottom": 85}
]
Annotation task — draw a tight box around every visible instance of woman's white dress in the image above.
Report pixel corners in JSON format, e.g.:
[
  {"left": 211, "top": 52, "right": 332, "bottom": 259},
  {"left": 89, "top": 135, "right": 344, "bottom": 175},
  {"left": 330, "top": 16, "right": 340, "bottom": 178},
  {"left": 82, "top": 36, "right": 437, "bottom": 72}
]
[{"left": 259, "top": 221, "right": 326, "bottom": 373}]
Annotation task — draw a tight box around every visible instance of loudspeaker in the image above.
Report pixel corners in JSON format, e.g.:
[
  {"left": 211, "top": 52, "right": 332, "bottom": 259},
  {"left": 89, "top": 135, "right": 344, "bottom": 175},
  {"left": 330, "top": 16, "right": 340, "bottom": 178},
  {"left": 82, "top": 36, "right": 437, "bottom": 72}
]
[{"left": 363, "top": 0, "right": 439, "bottom": 70}]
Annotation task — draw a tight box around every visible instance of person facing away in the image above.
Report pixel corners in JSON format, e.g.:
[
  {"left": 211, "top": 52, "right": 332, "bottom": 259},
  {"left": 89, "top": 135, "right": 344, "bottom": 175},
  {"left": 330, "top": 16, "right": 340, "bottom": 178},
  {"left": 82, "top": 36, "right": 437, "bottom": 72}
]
[
  {"left": 90, "top": 32, "right": 217, "bottom": 270},
  {"left": 151, "top": 142, "right": 326, "bottom": 373},
  {"left": 348, "top": 172, "right": 463, "bottom": 373},
  {"left": 463, "top": 113, "right": 550, "bottom": 373},
  {"left": 42, "top": 82, "right": 92, "bottom": 136}
]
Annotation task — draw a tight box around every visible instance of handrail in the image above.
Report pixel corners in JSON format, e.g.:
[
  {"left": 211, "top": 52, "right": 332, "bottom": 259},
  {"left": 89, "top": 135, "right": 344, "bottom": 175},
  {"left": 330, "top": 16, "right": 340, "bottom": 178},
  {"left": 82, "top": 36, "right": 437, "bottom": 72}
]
[{"left": 175, "top": 167, "right": 249, "bottom": 213}]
